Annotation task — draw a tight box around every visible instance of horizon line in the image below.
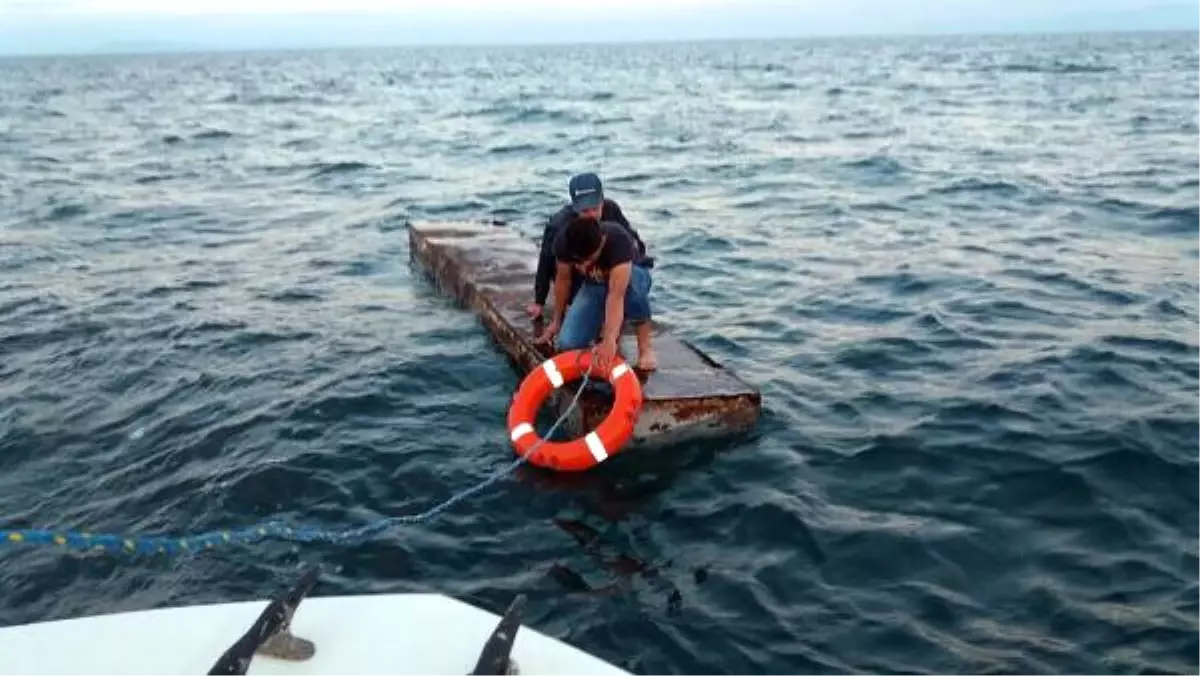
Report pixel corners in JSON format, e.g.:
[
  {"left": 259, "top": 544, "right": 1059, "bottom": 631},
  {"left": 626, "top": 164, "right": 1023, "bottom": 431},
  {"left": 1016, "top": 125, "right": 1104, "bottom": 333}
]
[{"left": 2, "top": 26, "right": 1195, "bottom": 59}]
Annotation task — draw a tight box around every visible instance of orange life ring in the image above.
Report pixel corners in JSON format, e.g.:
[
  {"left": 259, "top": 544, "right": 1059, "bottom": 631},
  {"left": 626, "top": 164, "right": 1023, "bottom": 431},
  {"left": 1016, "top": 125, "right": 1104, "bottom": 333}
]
[{"left": 507, "top": 349, "right": 643, "bottom": 472}]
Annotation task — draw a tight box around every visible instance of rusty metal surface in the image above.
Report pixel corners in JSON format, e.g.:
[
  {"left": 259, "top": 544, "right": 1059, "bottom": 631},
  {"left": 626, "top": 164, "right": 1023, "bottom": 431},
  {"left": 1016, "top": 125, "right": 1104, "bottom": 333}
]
[{"left": 408, "top": 219, "right": 762, "bottom": 444}]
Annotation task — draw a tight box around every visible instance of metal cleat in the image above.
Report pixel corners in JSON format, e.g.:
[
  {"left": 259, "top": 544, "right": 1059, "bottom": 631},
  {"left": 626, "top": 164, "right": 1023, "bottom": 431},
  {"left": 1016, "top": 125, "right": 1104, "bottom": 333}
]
[
  {"left": 207, "top": 565, "right": 320, "bottom": 675},
  {"left": 469, "top": 594, "right": 527, "bottom": 675}
]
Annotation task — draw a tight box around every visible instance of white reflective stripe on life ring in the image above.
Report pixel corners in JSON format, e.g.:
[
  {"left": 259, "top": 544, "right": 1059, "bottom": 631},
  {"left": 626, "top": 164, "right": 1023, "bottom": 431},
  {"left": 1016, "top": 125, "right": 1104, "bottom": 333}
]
[
  {"left": 584, "top": 431, "right": 608, "bottom": 463},
  {"left": 510, "top": 422, "right": 534, "bottom": 442},
  {"left": 542, "top": 359, "right": 564, "bottom": 388},
  {"left": 610, "top": 363, "right": 629, "bottom": 381}
]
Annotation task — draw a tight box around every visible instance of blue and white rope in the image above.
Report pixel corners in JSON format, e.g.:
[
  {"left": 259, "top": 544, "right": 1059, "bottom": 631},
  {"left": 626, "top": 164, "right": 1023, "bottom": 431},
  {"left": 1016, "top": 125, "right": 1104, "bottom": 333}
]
[{"left": 1, "top": 351, "right": 595, "bottom": 558}]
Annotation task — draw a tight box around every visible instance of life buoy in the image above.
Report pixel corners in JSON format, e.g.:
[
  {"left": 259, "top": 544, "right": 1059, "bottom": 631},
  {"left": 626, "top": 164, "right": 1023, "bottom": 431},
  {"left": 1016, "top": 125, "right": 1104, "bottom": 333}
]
[{"left": 507, "top": 349, "right": 643, "bottom": 471}]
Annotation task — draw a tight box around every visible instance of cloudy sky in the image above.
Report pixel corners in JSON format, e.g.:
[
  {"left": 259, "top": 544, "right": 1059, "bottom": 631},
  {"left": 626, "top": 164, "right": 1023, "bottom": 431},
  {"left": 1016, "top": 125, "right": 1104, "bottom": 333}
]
[{"left": 1, "top": 0, "right": 1195, "bottom": 54}]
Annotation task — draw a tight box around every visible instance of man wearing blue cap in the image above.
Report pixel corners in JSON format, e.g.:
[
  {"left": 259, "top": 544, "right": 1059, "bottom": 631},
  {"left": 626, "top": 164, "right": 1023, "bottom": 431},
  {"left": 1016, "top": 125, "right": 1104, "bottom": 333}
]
[{"left": 526, "top": 172, "right": 647, "bottom": 321}]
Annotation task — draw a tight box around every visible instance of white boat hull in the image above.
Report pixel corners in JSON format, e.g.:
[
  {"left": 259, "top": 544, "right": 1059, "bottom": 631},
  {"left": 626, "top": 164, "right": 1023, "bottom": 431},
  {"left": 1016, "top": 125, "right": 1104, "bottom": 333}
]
[{"left": 0, "top": 593, "right": 629, "bottom": 675}]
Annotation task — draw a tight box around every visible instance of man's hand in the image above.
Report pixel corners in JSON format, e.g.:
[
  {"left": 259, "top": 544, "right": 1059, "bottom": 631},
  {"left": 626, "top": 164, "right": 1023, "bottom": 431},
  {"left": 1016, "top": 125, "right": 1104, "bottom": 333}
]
[
  {"left": 597, "top": 263, "right": 631, "bottom": 364},
  {"left": 525, "top": 303, "right": 543, "bottom": 319},
  {"left": 594, "top": 337, "right": 619, "bottom": 372},
  {"left": 535, "top": 319, "right": 560, "bottom": 346}
]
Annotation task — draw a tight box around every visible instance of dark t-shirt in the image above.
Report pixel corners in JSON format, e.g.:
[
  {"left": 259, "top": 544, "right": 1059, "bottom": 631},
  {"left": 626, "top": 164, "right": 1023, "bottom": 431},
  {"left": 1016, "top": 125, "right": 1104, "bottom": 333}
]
[
  {"left": 533, "top": 199, "right": 643, "bottom": 306},
  {"left": 553, "top": 220, "right": 638, "bottom": 284}
]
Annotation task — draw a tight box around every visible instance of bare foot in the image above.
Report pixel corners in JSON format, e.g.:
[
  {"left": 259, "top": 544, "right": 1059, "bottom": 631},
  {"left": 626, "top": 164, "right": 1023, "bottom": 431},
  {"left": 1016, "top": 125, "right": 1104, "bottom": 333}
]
[{"left": 636, "top": 349, "right": 658, "bottom": 371}]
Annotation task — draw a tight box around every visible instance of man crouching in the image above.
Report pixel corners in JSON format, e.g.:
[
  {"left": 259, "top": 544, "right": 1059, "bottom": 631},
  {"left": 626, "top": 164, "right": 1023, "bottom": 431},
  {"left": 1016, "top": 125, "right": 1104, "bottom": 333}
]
[{"left": 534, "top": 216, "right": 657, "bottom": 372}]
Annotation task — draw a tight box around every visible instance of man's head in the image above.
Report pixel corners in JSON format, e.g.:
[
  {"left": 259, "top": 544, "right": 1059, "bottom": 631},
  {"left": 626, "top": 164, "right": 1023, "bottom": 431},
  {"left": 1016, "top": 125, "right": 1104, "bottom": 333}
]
[
  {"left": 568, "top": 172, "right": 604, "bottom": 220},
  {"left": 557, "top": 216, "right": 605, "bottom": 272}
]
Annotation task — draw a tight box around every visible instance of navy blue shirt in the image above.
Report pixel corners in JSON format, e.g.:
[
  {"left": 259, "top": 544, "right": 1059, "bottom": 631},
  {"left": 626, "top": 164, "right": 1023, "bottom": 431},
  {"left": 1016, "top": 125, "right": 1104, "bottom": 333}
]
[{"left": 533, "top": 199, "right": 646, "bottom": 306}]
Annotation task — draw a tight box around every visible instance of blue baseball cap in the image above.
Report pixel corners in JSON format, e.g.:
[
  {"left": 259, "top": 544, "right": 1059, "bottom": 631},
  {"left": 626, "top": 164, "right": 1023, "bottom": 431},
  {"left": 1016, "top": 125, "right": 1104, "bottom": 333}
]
[{"left": 568, "top": 172, "right": 604, "bottom": 213}]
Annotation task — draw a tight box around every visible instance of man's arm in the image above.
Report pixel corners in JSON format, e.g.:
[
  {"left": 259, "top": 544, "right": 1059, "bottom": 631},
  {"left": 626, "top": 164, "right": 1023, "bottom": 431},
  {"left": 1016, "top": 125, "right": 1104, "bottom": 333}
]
[
  {"left": 600, "top": 262, "right": 632, "bottom": 347},
  {"left": 533, "top": 219, "right": 559, "bottom": 306},
  {"left": 551, "top": 262, "right": 573, "bottom": 325}
]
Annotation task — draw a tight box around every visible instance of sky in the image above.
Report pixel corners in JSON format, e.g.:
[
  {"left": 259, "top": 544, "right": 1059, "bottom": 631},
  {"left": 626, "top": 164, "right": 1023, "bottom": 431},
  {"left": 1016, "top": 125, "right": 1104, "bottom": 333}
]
[{"left": 0, "top": 0, "right": 1196, "bottom": 55}]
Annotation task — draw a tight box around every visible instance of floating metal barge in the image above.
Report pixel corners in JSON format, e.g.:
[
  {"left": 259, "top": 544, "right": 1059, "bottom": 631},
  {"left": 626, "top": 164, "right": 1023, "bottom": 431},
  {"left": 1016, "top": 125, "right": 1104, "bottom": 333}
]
[{"left": 408, "top": 219, "right": 761, "bottom": 448}]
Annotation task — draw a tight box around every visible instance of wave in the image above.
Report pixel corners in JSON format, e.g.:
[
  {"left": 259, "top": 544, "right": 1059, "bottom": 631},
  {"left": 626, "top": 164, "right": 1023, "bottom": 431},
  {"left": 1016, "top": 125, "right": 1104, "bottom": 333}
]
[
  {"left": 309, "top": 161, "right": 372, "bottom": 176},
  {"left": 161, "top": 129, "right": 235, "bottom": 144},
  {"left": 997, "top": 62, "right": 1117, "bottom": 74}
]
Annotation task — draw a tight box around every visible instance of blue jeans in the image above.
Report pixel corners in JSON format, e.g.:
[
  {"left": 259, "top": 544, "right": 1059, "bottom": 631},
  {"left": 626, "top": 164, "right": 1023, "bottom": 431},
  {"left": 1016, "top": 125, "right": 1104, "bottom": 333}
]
[{"left": 559, "top": 265, "right": 653, "bottom": 350}]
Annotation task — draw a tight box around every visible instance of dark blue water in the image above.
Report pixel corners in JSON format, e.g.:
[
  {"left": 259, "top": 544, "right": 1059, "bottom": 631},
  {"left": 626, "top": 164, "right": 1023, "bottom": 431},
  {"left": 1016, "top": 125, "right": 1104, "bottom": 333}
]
[{"left": 1, "top": 31, "right": 1197, "bottom": 674}]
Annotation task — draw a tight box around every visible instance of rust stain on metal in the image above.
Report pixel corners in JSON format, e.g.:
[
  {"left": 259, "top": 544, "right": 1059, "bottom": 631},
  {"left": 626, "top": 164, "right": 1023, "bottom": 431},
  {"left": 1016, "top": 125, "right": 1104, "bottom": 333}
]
[{"left": 408, "top": 219, "right": 762, "bottom": 445}]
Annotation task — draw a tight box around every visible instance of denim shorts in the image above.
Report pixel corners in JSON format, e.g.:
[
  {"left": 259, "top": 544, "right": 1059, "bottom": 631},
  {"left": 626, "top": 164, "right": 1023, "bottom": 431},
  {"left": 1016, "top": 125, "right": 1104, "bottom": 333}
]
[{"left": 557, "top": 264, "right": 652, "bottom": 350}]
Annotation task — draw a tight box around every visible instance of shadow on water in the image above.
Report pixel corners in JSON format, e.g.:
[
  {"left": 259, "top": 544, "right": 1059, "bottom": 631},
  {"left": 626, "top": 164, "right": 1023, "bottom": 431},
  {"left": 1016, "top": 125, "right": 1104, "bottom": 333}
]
[{"left": 509, "top": 436, "right": 729, "bottom": 617}]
